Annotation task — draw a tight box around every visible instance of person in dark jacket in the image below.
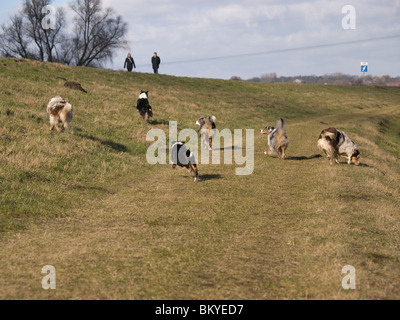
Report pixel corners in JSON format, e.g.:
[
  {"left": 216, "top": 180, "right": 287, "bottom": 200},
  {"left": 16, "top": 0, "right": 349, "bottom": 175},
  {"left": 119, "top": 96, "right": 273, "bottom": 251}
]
[
  {"left": 151, "top": 52, "right": 161, "bottom": 74},
  {"left": 124, "top": 53, "right": 136, "bottom": 72}
]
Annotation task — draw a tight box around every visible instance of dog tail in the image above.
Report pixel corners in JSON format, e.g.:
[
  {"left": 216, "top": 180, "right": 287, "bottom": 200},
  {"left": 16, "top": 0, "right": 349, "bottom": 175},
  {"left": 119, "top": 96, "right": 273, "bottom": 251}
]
[
  {"left": 139, "top": 91, "right": 148, "bottom": 99},
  {"left": 47, "top": 96, "right": 67, "bottom": 114},
  {"left": 276, "top": 118, "right": 286, "bottom": 136},
  {"left": 318, "top": 128, "right": 340, "bottom": 163},
  {"left": 64, "top": 102, "right": 73, "bottom": 114},
  {"left": 208, "top": 115, "right": 216, "bottom": 123},
  {"left": 320, "top": 128, "right": 339, "bottom": 146}
]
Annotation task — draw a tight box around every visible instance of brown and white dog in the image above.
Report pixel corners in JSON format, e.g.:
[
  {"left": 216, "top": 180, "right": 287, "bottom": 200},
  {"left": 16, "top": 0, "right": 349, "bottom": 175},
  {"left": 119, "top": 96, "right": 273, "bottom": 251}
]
[
  {"left": 46, "top": 96, "right": 73, "bottom": 132},
  {"left": 317, "top": 127, "right": 360, "bottom": 165},
  {"left": 260, "top": 118, "right": 289, "bottom": 159},
  {"left": 170, "top": 141, "right": 199, "bottom": 182},
  {"left": 195, "top": 116, "right": 216, "bottom": 150}
]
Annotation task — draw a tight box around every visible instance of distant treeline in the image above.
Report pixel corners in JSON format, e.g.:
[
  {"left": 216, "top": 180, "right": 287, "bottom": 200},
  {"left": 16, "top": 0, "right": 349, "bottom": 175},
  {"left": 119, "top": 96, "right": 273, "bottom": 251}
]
[{"left": 231, "top": 72, "right": 400, "bottom": 86}]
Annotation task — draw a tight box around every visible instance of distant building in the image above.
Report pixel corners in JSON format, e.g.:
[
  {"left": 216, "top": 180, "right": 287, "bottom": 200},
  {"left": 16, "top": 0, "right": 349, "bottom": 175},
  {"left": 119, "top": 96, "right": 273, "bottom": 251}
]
[
  {"left": 387, "top": 82, "right": 400, "bottom": 87},
  {"left": 293, "top": 79, "right": 304, "bottom": 84}
]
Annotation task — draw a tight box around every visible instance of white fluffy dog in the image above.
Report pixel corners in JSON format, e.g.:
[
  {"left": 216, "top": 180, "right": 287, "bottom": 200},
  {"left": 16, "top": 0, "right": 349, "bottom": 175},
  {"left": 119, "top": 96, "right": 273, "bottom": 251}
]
[{"left": 47, "top": 96, "right": 73, "bottom": 132}]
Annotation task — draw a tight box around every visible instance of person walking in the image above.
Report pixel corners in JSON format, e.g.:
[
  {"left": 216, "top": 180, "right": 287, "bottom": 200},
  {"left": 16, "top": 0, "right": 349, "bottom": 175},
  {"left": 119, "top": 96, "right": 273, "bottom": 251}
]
[
  {"left": 151, "top": 52, "right": 161, "bottom": 74},
  {"left": 124, "top": 53, "right": 136, "bottom": 72}
]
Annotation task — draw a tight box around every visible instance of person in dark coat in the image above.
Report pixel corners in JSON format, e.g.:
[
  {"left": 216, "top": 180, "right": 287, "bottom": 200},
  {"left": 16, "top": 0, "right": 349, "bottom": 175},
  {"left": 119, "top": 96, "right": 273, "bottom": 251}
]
[
  {"left": 124, "top": 53, "right": 136, "bottom": 72},
  {"left": 151, "top": 52, "right": 161, "bottom": 74}
]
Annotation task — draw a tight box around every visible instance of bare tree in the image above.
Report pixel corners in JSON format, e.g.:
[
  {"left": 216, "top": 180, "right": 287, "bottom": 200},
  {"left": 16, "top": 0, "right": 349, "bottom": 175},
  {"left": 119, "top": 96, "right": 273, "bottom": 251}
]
[
  {"left": 0, "top": 0, "right": 127, "bottom": 67},
  {"left": 55, "top": 36, "right": 74, "bottom": 65},
  {"left": 70, "top": 0, "right": 128, "bottom": 67},
  {"left": 0, "top": 14, "right": 33, "bottom": 58},
  {"left": 260, "top": 72, "right": 277, "bottom": 83},
  {"left": 0, "top": 0, "right": 66, "bottom": 62},
  {"left": 23, "top": 0, "right": 66, "bottom": 62}
]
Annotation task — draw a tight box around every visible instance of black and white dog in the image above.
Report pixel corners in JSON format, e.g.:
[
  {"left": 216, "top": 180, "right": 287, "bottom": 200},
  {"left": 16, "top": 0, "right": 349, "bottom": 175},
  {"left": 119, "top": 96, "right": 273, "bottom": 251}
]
[
  {"left": 170, "top": 141, "right": 199, "bottom": 182},
  {"left": 137, "top": 90, "right": 153, "bottom": 122}
]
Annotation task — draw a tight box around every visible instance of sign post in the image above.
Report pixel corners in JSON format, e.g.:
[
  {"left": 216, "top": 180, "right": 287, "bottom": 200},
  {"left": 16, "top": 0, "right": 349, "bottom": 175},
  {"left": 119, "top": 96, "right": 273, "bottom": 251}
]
[
  {"left": 361, "top": 62, "right": 368, "bottom": 74},
  {"left": 360, "top": 62, "right": 368, "bottom": 85}
]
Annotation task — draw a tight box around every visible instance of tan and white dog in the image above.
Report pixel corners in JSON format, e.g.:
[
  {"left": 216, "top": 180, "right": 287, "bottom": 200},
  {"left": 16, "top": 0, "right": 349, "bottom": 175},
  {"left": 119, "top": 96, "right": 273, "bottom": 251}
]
[
  {"left": 47, "top": 96, "right": 73, "bottom": 133},
  {"left": 317, "top": 127, "right": 360, "bottom": 165},
  {"left": 196, "top": 116, "right": 216, "bottom": 150},
  {"left": 260, "top": 118, "right": 289, "bottom": 159}
]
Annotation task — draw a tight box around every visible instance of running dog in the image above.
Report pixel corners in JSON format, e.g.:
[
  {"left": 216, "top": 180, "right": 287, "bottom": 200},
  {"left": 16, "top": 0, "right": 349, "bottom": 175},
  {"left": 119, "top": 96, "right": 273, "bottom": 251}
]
[
  {"left": 137, "top": 90, "right": 153, "bottom": 122},
  {"left": 195, "top": 115, "right": 216, "bottom": 150},
  {"left": 260, "top": 118, "right": 289, "bottom": 159},
  {"left": 317, "top": 127, "right": 360, "bottom": 165},
  {"left": 46, "top": 96, "right": 73, "bottom": 133},
  {"left": 170, "top": 141, "right": 199, "bottom": 182}
]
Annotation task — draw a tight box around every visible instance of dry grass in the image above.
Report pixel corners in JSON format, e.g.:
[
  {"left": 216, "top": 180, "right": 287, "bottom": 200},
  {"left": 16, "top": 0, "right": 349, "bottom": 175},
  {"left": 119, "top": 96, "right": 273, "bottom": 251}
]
[{"left": 0, "top": 58, "right": 399, "bottom": 299}]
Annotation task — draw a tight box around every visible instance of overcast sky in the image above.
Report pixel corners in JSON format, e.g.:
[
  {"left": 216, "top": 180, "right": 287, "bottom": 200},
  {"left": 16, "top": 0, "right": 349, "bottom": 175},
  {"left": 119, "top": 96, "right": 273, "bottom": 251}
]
[{"left": 1, "top": 0, "right": 399, "bottom": 79}]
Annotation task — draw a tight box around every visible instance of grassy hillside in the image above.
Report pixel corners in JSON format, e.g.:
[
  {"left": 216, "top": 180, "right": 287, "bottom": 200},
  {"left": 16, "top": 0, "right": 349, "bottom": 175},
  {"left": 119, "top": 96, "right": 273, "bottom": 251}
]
[{"left": 0, "top": 58, "right": 399, "bottom": 299}]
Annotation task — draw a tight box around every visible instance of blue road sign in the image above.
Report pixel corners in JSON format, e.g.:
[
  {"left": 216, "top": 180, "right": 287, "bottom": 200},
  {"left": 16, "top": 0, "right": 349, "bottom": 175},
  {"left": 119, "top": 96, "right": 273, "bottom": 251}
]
[{"left": 361, "top": 62, "right": 368, "bottom": 73}]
